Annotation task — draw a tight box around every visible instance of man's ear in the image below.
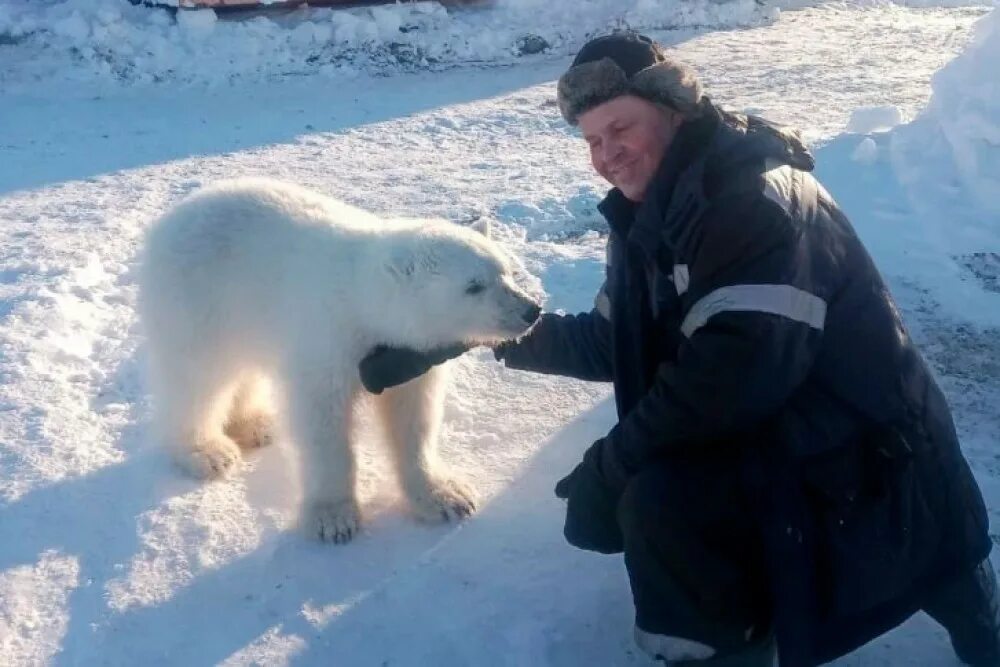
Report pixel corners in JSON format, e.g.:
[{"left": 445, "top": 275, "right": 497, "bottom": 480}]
[{"left": 469, "top": 217, "right": 492, "bottom": 239}]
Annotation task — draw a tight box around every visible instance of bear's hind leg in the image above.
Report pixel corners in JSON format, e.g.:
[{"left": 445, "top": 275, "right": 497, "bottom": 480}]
[
  {"left": 224, "top": 373, "right": 277, "bottom": 451},
  {"left": 149, "top": 350, "right": 243, "bottom": 480}
]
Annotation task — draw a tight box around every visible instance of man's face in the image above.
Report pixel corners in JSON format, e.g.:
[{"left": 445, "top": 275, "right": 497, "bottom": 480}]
[{"left": 577, "top": 95, "right": 684, "bottom": 202}]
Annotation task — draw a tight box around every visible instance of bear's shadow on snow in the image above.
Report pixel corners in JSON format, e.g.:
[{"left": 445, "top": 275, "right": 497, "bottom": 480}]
[
  {"left": 0, "top": 353, "right": 164, "bottom": 576},
  {"left": 44, "top": 379, "right": 633, "bottom": 666},
  {"left": 28, "top": 347, "right": 455, "bottom": 666},
  {"left": 0, "top": 350, "right": 209, "bottom": 662}
]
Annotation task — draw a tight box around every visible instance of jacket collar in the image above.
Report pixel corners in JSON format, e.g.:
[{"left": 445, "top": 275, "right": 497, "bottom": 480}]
[{"left": 596, "top": 187, "right": 636, "bottom": 237}]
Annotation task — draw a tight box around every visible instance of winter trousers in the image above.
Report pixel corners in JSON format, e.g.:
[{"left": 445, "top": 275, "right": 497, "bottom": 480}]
[
  {"left": 601, "top": 456, "right": 1000, "bottom": 667},
  {"left": 614, "top": 458, "right": 775, "bottom": 665}
]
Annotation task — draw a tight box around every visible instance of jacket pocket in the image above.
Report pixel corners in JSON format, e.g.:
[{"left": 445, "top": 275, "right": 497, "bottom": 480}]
[{"left": 800, "top": 425, "right": 934, "bottom": 617}]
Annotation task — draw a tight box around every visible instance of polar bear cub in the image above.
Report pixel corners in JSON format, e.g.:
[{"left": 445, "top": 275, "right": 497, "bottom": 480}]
[{"left": 137, "top": 178, "right": 541, "bottom": 543}]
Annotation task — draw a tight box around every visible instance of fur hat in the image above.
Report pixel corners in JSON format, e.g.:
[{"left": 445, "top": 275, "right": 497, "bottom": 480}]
[{"left": 557, "top": 31, "right": 704, "bottom": 126}]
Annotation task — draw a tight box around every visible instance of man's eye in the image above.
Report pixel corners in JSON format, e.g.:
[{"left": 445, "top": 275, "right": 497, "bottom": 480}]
[{"left": 466, "top": 282, "right": 485, "bottom": 295}]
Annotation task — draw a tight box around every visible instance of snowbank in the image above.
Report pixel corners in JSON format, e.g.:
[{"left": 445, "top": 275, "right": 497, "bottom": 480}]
[
  {"left": 798, "top": 6, "right": 999, "bottom": 336},
  {"left": 0, "top": 0, "right": 774, "bottom": 90},
  {"left": 893, "top": 9, "right": 1000, "bottom": 217}
]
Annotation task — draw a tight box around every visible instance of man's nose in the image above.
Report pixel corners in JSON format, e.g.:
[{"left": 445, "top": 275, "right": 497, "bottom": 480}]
[{"left": 603, "top": 138, "right": 623, "bottom": 164}]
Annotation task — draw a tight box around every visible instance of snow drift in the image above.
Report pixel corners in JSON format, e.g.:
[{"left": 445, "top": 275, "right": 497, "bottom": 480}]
[
  {"left": 892, "top": 7, "right": 1000, "bottom": 217},
  {"left": 0, "top": 0, "right": 775, "bottom": 89}
]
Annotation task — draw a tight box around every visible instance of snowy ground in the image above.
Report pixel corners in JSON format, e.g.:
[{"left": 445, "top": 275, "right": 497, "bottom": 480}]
[{"left": 1, "top": 1, "right": 999, "bottom": 665}]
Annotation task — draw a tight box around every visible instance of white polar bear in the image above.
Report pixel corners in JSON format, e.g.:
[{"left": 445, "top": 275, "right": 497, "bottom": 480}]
[{"left": 137, "top": 178, "right": 541, "bottom": 543}]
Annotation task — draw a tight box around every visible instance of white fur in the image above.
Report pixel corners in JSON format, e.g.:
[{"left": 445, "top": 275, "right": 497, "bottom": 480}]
[{"left": 137, "top": 177, "right": 539, "bottom": 543}]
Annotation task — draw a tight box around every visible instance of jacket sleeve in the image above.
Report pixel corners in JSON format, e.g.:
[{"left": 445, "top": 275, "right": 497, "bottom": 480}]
[
  {"left": 603, "top": 194, "right": 830, "bottom": 477},
  {"left": 497, "top": 294, "right": 614, "bottom": 382}
]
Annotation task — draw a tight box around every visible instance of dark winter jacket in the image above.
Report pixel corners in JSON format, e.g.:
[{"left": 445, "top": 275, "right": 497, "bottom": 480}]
[{"left": 498, "top": 101, "right": 992, "bottom": 666}]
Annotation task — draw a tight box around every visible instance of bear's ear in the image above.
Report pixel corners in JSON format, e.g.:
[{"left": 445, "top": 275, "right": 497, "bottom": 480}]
[{"left": 468, "top": 218, "right": 491, "bottom": 239}]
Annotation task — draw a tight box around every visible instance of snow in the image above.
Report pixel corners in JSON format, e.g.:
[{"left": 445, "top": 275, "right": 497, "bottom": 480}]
[
  {"left": 846, "top": 105, "right": 904, "bottom": 134},
  {"left": 851, "top": 136, "right": 880, "bottom": 164},
  {"left": 893, "top": 7, "right": 1000, "bottom": 216},
  {"left": 872, "top": 7, "right": 1000, "bottom": 333},
  {"left": 0, "top": 0, "right": 776, "bottom": 90},
  {"left": 0, "top": 0, "right": 998, "bottom": 665},
  {"left": 176, "top": 7, "right": 218, "bottom": 37},
  {"left": 0, "top": 552, "right": 80, "bottom": 666}
]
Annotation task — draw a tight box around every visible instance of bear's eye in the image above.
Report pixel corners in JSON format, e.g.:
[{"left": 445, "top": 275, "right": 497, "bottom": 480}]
[{"left": 465, "top": 281, "right": 485, "bottom": 296}]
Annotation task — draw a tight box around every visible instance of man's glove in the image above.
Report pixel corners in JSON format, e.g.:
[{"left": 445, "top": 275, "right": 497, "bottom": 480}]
[
  {"left": 359, "top": 343, "right": 471, "bottom": 394},
  {"left": 554, "top": 438, "right": 630, "bottom": 554}
]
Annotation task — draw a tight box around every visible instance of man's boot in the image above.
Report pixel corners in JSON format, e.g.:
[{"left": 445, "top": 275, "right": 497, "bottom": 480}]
[
  {"left": 923, "top": 559, "right": 1000, "bottom": 667},
  {"left": 636, "top": 626, "right": 776, "bottom": 667}
]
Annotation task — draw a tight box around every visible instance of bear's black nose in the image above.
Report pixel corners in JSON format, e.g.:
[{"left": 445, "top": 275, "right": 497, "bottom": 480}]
[{"left": 523, "top": 303, "right": 542, "bottom": 323}]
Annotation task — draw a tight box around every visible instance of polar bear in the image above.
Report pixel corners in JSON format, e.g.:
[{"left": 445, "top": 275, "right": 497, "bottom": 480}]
[{"left": 137, "top": 178, "right": 541, "bottom": 543}]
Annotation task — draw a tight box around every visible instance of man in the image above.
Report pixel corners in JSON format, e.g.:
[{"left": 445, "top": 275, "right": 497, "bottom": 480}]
[{"left": 359, "top": 32, "right": 999, "bottom": 667}]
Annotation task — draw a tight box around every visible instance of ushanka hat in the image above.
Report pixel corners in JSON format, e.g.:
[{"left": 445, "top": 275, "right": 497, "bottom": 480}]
[{"left": 557, "top": 31, "right": 705, "bottom": 126}]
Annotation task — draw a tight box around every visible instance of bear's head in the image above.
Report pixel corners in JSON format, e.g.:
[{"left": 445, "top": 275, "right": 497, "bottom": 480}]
[{"left": 378, "top": 218, "right": 542, "bottom": 350}]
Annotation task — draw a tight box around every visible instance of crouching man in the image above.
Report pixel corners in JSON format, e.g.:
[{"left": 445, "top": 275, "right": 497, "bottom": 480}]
[{"left": 360, "top": 32, "right": 999, "bottom": 667}]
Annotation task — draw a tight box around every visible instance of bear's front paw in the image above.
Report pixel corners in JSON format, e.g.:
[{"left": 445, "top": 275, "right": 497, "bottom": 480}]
[
  {"left": 303, "top": 498, "right": 361, "bottom": 544},
  {"left": 408, "top": 476, "right": 477, "bottom": 524}
]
